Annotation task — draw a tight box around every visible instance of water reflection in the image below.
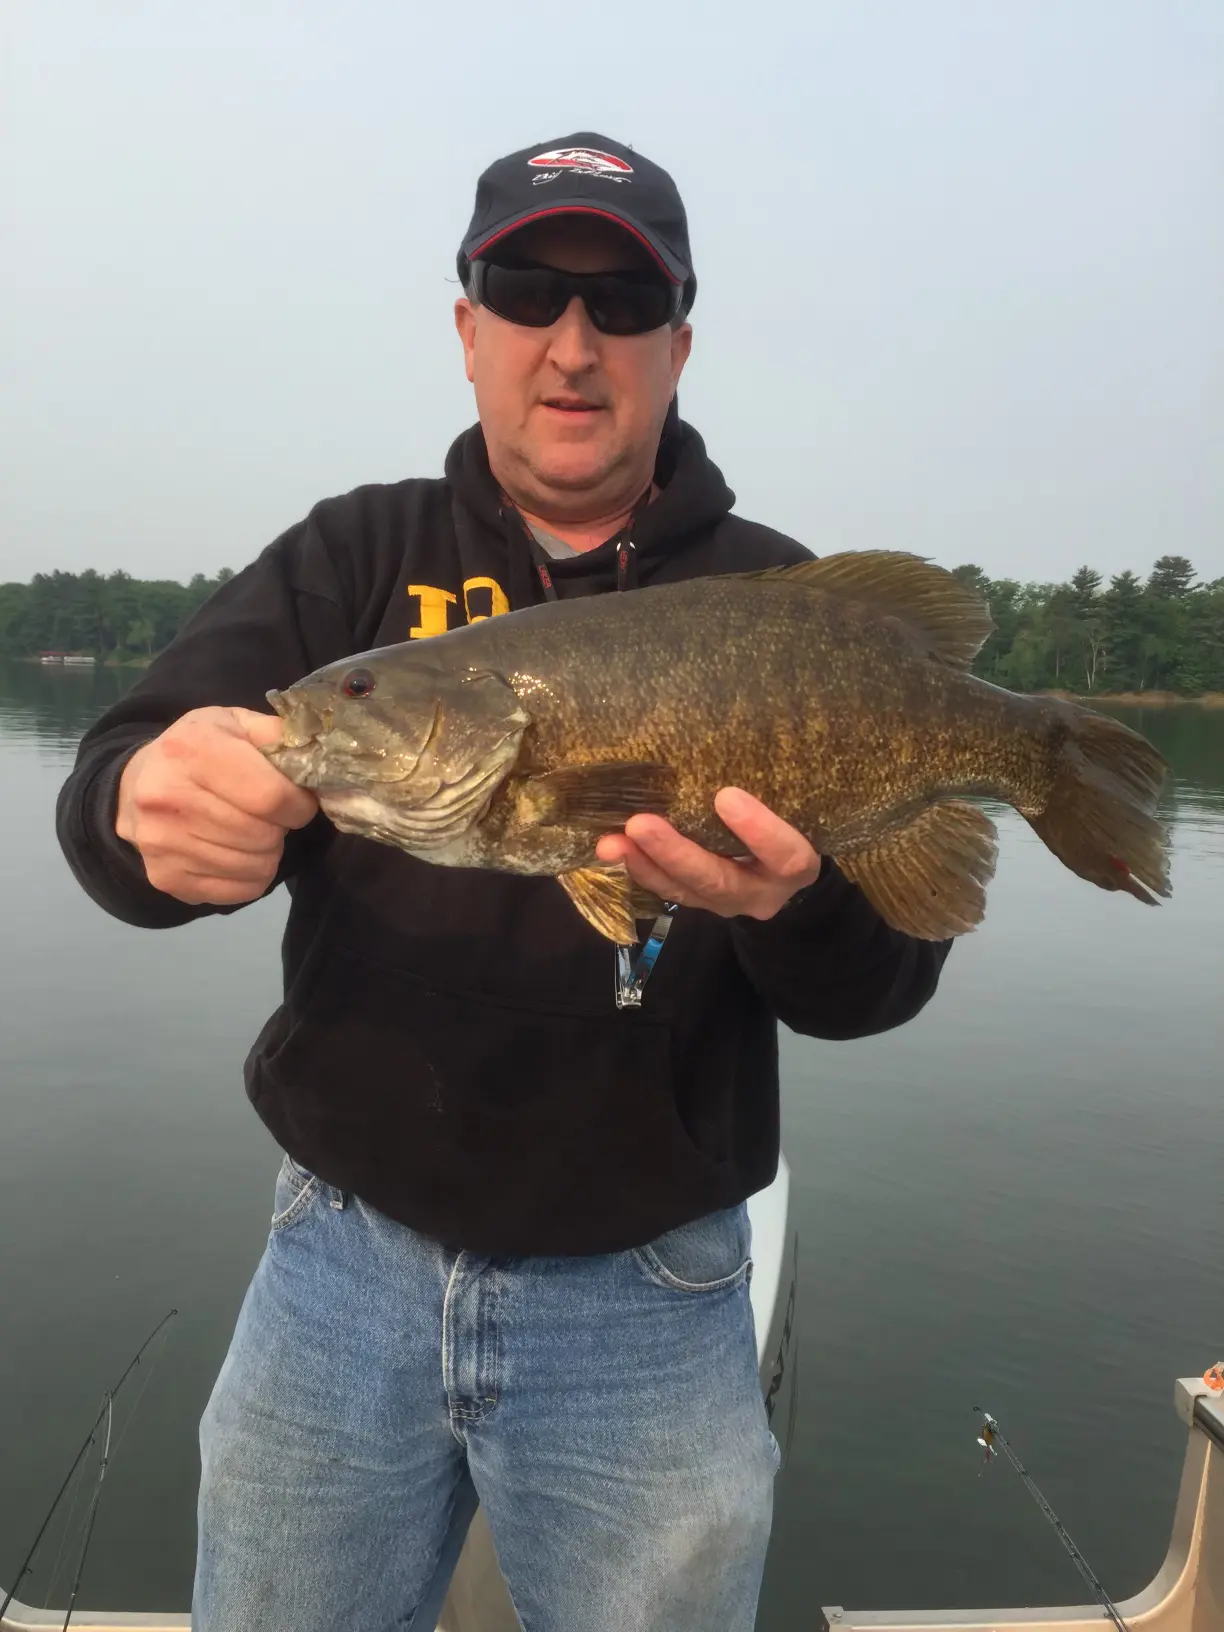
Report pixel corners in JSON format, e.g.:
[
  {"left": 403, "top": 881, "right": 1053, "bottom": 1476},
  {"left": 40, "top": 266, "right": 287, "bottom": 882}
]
[
  {"left": 1093, "top": 701, "right": 1224, "bottom": 799},
  {"left": 0, "top": 659, "right": 132, "bottom": 748}
]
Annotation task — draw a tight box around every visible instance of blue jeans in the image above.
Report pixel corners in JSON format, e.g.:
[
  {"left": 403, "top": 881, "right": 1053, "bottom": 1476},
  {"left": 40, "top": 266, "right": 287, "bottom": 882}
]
[{"left": 194, "top": 1156, "right": 779, "bottom": 1631}]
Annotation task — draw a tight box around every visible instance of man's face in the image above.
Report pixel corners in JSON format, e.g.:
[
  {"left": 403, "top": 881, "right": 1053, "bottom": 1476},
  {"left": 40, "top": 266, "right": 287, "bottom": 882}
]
[{"left": 454, "top": 217, "right": 692, "bottom": 513}]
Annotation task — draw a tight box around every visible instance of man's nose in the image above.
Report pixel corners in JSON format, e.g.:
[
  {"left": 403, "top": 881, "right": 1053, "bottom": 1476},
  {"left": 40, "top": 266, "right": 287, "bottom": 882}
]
[{"left": 545, "top": 295, "right": 601, "bottom": 372}]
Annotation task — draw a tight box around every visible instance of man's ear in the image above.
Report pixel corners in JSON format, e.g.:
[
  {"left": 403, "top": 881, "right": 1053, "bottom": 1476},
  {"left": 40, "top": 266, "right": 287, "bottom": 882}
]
[
  {"left": 455, "top": 298, "right": 477, "bottom": 384},
  {"left": 669, "top": 321, "right": 693, "bottom": 392}
]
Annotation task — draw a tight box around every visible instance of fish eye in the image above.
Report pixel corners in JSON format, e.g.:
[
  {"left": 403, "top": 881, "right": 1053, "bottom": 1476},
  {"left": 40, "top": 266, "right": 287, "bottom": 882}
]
[{"left": 342, "top": 667, "right": 376, "bottom": 699}]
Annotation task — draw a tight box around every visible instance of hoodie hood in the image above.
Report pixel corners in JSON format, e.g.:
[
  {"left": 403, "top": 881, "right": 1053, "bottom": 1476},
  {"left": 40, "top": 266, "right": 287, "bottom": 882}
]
[{"left": 443, "top": 419, "right": 737, "bottom": 610}]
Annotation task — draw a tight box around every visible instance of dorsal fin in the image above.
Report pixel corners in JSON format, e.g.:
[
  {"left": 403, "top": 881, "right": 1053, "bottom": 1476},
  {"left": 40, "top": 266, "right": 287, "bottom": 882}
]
[{"left": 736, "top": 551, "right": 995, "bottom": 669}]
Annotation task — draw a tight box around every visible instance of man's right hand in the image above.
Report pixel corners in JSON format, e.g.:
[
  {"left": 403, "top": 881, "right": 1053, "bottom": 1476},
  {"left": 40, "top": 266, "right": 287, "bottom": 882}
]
[{"left": 116, "top": 707, "right": 320, "bottom": 906}]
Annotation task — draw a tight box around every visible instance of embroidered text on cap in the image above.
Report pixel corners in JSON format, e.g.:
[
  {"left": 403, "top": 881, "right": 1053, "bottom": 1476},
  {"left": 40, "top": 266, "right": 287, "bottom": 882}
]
[{"left": 528, "top": 147, "right": 634, "bottom": 179}]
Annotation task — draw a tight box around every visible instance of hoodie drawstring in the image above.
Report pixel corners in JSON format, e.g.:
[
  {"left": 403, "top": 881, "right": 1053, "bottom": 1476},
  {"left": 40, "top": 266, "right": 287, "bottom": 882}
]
[
  {"left": 501, "top": 486, "right": 652, "bottom": 607},
  {"left": 498, "top": 486, "right": 674, "bottom": 1009}
]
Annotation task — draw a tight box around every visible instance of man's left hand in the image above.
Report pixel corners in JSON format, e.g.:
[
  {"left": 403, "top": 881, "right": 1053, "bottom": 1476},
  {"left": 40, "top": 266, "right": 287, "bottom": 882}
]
[{"left": 595, "top": 787, "right": 822, "bottom": 922}]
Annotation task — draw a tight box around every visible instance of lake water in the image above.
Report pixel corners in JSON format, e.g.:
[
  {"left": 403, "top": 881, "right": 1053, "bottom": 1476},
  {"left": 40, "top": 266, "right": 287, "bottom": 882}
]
[{"left": 0, "top": 658, "right": 1220, "bottom": 1625}]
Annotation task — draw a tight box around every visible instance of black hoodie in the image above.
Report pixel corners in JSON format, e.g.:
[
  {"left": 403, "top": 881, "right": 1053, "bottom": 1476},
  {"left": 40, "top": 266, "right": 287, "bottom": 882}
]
[{"left": 56, "top": 421, "right": 950, "bottom": 1255}]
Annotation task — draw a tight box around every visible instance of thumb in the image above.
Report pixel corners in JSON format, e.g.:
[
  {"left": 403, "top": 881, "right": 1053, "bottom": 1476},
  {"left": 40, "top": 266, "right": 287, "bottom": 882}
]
[
  {"left": 226, "top": 707, "right": 285, "bottom": 750},
  {"left": 224, "top": 706, "right": 318, "bottom": 830}
]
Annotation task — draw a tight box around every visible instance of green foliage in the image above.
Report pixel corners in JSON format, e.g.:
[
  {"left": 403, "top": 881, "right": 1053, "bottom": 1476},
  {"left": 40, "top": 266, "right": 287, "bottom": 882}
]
[
  {"left": 951, "top": 557, "right": 1224, "bottom": 695},
  {"left": 2, "top": 557, "right": 1221, "bottom": 697},
  {"left": 0, "top": 568, "right": 233, "bottom": 662}
]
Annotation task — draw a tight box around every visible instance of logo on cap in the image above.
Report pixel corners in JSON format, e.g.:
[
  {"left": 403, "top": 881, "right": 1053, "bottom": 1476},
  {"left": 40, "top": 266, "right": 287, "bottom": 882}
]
[{"left": 528, "top": 147, "right": 633, "bottom": 186}]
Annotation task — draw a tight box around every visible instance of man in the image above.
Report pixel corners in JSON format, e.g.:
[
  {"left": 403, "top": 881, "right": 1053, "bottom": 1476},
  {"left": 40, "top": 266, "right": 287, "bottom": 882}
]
[{"left": 57, "top": 132, "right": 950, "bottom": 1631}]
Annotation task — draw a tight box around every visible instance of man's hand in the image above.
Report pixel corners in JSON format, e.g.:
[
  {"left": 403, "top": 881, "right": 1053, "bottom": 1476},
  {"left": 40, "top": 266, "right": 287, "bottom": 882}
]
[
  {"left": 595, "top": 786, "right": 822, "bottom": 922},
  {"left": 116, "top": 706, "right": 319, "bottom": 906}
]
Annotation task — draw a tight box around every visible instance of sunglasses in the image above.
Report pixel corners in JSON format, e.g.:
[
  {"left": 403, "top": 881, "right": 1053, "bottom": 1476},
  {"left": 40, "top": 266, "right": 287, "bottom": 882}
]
[{"left": 469, "top": 257, "right": 684, "bottom": 336}]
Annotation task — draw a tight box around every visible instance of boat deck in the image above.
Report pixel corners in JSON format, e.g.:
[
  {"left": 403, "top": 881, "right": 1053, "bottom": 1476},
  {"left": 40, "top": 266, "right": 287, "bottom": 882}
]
[{"left": 817, "top": 1379, "right": 1223, "bottom": 1632}]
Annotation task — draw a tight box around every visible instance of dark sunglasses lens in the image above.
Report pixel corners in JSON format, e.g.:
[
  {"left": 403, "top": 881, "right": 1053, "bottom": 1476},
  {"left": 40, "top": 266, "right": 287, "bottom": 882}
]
[
  {"left": 477, "top": 262, "right": 676, "bottom": 334},
  {"left": 480, "top": 264, "right": 566, "bottom": 327},
  {"left": 586, "top": 276, "right": 674, "bottom": 335}
]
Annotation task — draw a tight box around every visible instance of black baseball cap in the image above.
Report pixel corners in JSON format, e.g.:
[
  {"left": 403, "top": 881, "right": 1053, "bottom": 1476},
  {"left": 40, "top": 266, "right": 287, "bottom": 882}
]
[{"left": 457, "top": 131, "right": 696, "bottom": 315}]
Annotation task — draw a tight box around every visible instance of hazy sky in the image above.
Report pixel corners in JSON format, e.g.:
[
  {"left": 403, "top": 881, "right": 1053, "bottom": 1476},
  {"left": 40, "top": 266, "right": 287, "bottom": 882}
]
[{"left": 3, "top": 1, "right": 1221, "bottom": 587}]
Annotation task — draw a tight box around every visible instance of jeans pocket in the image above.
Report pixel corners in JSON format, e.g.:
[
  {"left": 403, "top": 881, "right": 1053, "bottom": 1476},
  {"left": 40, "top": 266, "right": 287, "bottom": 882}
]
[
  {"left": 270, "top": 1152, "right": 320, "bottom": 1234},
  {"left": 631, "top": 1202, "right": 753, "bottom": 1293}
]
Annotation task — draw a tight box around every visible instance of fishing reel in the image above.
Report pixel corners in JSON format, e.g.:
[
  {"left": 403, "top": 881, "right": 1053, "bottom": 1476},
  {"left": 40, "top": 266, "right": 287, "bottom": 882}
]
[{"left": 975, "top": 1408, "right": 999, "bottom": 1463}]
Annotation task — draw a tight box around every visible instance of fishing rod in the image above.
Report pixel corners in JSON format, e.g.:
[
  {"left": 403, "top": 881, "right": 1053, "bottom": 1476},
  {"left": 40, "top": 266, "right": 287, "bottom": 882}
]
[
  {"left": 973, "top": 1405, "right": 1129, "bottom": 1632},
  {"left": 0, "top": 1308, "right": 177, "bottom": 1623},
  {"left": 59, "top": 1392, "right": 113, "bottom": 1632}
]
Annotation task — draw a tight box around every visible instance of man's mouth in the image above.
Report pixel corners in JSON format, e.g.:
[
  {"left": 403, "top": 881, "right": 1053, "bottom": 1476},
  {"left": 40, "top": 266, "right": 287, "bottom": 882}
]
[{"left": 540, "top": 396, "right": 604, "bottom": 414}]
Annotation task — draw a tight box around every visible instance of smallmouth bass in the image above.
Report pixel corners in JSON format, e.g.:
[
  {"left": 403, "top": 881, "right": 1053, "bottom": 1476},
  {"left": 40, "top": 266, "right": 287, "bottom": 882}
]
[{"left": 263, "top": 551, "right": 1169, "bottom": 944}]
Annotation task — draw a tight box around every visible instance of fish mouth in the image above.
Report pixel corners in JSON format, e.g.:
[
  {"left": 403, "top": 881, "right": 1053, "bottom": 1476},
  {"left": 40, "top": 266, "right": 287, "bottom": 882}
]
[
  {"left": 263, "top": 683, "right": 428, "bottom": 795},
  {"left": 262, "top": 668, "right": 529, "bottom": 834},
  {"left": 265, "top": 686, "right": 325, "bottom": 749}
]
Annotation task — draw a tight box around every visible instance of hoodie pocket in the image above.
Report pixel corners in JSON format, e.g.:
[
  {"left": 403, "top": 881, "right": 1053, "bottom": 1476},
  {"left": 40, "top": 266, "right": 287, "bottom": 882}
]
[{"left": 250, "top": 943, "right": 733, "bottom": 1254}]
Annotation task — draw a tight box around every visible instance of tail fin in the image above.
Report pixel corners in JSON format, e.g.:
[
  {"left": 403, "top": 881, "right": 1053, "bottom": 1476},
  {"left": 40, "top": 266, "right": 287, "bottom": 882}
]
[{"left": 1028, "top": 706, "right": 1170, "bottom": 904}]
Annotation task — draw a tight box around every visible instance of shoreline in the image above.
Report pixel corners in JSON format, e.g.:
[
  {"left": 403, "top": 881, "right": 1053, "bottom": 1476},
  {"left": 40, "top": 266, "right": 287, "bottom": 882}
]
[
  {"left": 8, "top": 656, "right": 1224, "bottom": 706},
  {"left": 1037, "top": 688, "right": 1224, "bottom": 708},
  {"left": 8, "top": 654, "right": 152, "bottom": 669}
]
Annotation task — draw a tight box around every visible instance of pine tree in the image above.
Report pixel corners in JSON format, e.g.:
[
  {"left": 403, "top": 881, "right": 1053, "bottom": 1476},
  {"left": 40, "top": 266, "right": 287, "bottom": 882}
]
[{"left": 1146, "top": 555, "right": 1196, "bottom": 598}]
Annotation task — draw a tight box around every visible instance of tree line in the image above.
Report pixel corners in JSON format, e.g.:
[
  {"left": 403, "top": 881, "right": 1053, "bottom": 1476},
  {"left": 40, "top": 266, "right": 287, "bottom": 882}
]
[
  {"left": 0, "top": 568, "right": 234, "bottom": 663},
  {"left": 1, "top": 554, "right": 1221, "bottom": 695},
  {"left": 950, "top": 554, "right": 1223, "bottom": 696}
]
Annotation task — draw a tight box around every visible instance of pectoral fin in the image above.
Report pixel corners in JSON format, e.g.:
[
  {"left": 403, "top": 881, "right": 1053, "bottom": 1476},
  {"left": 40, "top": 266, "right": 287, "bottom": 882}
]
[
  {"left": 557, "top": 864, "right": 668, "bottom": 945},
  {"left": 835, "top": 801, "right": 999, "bottom": 939},
  {"left": 519, "top": 762, "right": 675, "bottom": 830}
]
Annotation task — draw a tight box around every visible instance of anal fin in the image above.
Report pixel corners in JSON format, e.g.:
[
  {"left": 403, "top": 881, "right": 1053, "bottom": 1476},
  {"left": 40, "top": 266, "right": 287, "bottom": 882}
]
[
  {"left": 519, "top": 762, "right": 675, "bottom": 830},
  {"left": 557, "top": 864, "right": 667, "bottom": 945},
  {"left": 836, "top": 800, "right": 999, "bottom": 939}
]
